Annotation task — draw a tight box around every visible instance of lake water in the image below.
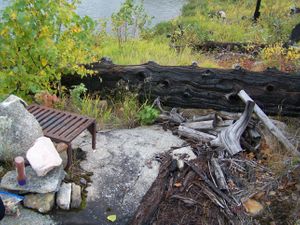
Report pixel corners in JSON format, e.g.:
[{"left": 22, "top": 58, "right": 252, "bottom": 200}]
[{"left": 0, "top": 0, "right": 186, "bottom": 26}]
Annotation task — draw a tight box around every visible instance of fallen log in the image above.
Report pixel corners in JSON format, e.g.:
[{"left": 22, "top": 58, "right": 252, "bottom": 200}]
[
  {"left": 61, "top": 61, "right": 300, "bottom": 116},
  {"left": 193, "top": 41, "right": 266, "bottom": 53},
  {"left": 130, "top": 154, "right": 172, "bottom": 225}
]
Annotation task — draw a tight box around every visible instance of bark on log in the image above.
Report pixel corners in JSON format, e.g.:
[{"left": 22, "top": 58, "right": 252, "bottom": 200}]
[
  {"left": 130, "top": 154, "right": 172, "bottom": 225},
  {"left": 61, "top": 61, "right": 300, "bottom": 116}
]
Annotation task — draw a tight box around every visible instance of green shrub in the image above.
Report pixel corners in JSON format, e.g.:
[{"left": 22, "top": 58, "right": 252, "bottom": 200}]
[
  {"left": 153, "top": 21, "right": 175, "bottom": 36},
  {"left": 0, "top": 0, "right": 98, "bottom": 99},
  {"left": 138, "top": 105, "right": 159, "bottom": 125},
  {"left": 70, "top": 83, "right": 87, "bottom": 109}
]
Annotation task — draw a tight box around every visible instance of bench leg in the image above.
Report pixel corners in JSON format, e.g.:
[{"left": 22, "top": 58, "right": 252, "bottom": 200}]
[
  {"left": 88, "top": 121, "right": 97, "bottom": 150},
  {"left": 66, "top": 143, "right": 73, "bottom": 170}
]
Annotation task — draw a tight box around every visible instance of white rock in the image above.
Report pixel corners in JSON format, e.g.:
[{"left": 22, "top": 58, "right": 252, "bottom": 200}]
[
  {"left": 171, "top": 146, "right": 197, "bottom": 161},
  {"left": 218, "top": 10, "right": 226, "bottom": 19},
  {"left": 56, "top": 182, "right": 72, "bottom": 210},
  {"left": 27, "top": 137, "right": 62, "bottom": 177},
  {"left": 71, "top": 183, "right": 82, "bottom": 209}
]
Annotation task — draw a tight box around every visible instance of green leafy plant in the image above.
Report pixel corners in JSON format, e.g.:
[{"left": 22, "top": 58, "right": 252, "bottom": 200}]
[
  {"left": 70, "top": 83, "right": 87, "bottom": 109},
  {"left": 0, "top": 0, "right": 98, "bottom": 99},
  {"left": 138, "top": 105, "right": 159, "bottom": 125}
]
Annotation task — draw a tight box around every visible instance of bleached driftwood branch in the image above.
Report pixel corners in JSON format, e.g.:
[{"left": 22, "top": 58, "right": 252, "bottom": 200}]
[
  {"left": 211, "top": 101, "right": 255, "bottom": 155},
  {"left": 238, "top": 90, "right": 299, "bottom": 156}
]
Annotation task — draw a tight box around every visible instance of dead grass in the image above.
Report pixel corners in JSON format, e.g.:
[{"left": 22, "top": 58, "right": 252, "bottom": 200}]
[{"left": 258, "top": 117, "right": 300, "bottom": 176}]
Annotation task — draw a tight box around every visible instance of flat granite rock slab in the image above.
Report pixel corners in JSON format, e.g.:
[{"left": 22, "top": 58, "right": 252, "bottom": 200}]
[
  {"left": 0, "top": 165, "right": 65, "bottom": 194},
  {"left": 52, "top": 125, "right": 185, "bottom": 225},
  {"left": 1, "top": 206, "right": 56, "bottom": 225}
]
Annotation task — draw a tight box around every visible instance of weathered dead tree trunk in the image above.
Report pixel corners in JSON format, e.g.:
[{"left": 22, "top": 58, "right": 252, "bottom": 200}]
[
  {"left": 61, "top": 61, "right": 300, "bottom": 116},
  {"left": 211, "top": 101, "right": 255, "bottom": 155},
  {"left": 253, "top": 0, "right": 262, "bottom": 22}
]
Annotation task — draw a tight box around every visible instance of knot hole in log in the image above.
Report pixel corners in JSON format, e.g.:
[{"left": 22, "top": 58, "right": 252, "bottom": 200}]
[
  {"left": 225, "top": 92, "right": 240, "bottom": 103},
  {"left": 183, "top": 88, "right": 192, "bottom": 98},
  {"left": 265, "top": 84, "right": 275, "bottom": 92},
  {"left": 137, "top": 71, "right": 147, "bottom": 80},
  {"left": 159, "top": 79, "right": 170, "bottom": 88},
  {"left": 202, "top": 69, "right": 214, "bottom": 77}
]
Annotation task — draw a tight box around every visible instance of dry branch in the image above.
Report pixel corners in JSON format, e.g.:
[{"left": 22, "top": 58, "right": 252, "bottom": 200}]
[
  {"left": 178, "top": 125, "right": 216, "bottom": 142},
  {"left": 238, "top": 90, "right": 299, "bottom": 156},
  {"left": 211, "top": 158, "right": 228, "bottom": 191},
  {"left": 182, "top": 120, "right": 216, "bottom": 130},
  {"left": 211, "top": 101, "right": 255, "bottom": 155}
]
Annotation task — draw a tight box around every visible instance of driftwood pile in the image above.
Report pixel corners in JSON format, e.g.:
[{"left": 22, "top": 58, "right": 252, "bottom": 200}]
[{"left": 130, "top": 90, "right": 298, "bottom": 225}]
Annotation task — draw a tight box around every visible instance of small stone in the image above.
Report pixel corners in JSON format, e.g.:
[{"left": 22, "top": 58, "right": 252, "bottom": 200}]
[
  {"left": 268, "top": 191, "right": 276, "bottom": 196},
  {"left": 243, "top": 199, "right": 264, "bottom": 216},
  {"left": 191, "top": 61, "right": 198, "bottom": 67},
  {"left": 217, "top": 10, "right": 226, "bottom": 19},
  {"left": 171, "top": 147, "right": 196, "bottom": 161},
  {"left": 80, "top": 178, "right": 87, "bottom": 186},
  {"left": 295, "top": 184, "right": 300, "bottom": 191},
  {"left": 24, "top": 193, "right": 55, "bottom": 213},
  {"left": 56, "top": 142, "right": 68, "bottom": 153},
  {"left": 56, "top": 182, "right": 72, "bottom": 210},
  {"left": 71, "top": 183, "right": 82, "bottom": 209},
  {"left": 291, "top": 193, "right": 298, "bottom": 201}
]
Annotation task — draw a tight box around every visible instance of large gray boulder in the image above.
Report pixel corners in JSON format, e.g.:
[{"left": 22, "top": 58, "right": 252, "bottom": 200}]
[{"left": 0, "top": 95, "right": 43, "bottom": 161}]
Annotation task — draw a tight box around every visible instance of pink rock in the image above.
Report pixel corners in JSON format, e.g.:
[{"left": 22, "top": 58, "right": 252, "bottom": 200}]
[{"left": 26, "top": 137, "right": 62, "bottom": 177}]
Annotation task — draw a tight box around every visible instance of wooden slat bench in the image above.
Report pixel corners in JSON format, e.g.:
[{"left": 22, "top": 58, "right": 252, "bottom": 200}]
[{"left": 26, "top": 104, "right": 96, "bottom": 169}]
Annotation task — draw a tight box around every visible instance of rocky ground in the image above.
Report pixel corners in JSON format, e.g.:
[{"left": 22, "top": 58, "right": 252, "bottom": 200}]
[
  {"left": 1, "top": 103, "right": 300, "bottom": 225},
  {"left": 2, "top": 125, "right": 183, "bottom": 225}
]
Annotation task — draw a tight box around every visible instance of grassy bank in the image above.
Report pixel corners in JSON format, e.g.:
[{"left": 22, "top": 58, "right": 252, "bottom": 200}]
[
  {"left": 97, "top": 37, "right": 218, "bottom": 67},
  {"left": 154, "top": 0, "right": 300, "bottom": 44}
]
